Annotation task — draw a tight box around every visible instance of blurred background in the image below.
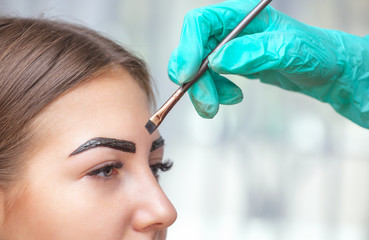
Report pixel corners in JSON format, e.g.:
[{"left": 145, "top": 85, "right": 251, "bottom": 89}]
[{"left": 1, "top": 0, "right": 369, "bottom": 239}]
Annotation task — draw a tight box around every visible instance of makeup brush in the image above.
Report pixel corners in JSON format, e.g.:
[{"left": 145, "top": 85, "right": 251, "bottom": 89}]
[{"left": 145, "top": 0, "right": 273, "bottom": 134}]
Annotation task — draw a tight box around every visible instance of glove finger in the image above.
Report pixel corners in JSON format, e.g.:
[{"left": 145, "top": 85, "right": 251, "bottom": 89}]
[
  {"left": 208, "top": 31, "right": 286, "bottom": 76},
  {"left": 188, "top": 70, "right": 219, "bottom": 119},
  {"left": 169, "top": 0, "right": 274, "bottom": 85},
  {"left": 168, "top": 47, "right": 181, "bottom": 85},
  {"left": 168, "top": 36, "right": 218, "bottom": 85},
  {"left": 210, "top": 71, "right": 243, "bottom": 105}
]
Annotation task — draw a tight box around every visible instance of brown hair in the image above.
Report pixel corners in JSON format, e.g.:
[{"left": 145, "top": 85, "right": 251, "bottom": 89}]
[{"left": 0, "top": 17, "right": 154, "bottom": 187}]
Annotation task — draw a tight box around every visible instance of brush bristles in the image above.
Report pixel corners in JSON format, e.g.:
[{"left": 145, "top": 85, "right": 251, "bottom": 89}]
[{"left": 145, "top": 120, "right": 157, "bottom": 135}]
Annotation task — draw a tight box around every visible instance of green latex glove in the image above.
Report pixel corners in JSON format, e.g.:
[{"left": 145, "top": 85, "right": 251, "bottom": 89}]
[{"left": 168, "top": 0, "right": 369, "bottom": 128}]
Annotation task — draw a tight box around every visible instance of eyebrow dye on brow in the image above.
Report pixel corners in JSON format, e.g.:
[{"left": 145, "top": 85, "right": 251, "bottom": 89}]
[
  {"left": 70, "top": 137, "right": 136, "bottom": 156},
  {"left": 151, "top": 137, "right": 165, "bottom": 152}
]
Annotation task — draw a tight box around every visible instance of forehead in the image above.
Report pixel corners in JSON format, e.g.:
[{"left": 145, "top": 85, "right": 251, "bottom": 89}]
[{"left": 32, "top": 67, "right": 160, "bottom": 154}]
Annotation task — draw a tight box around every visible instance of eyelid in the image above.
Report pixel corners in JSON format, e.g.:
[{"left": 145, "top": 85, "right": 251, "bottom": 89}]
[
  {"left": 84, "top": 160, "right": 122, "bottom": 175},
  {"left": 149, "top": 156, "right": 164, "bottom": 167}
]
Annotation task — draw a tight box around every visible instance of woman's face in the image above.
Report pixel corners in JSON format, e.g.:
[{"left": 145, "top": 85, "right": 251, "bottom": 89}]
[{"left": 1, "top": 67, "right": 177, "bottom": 239}]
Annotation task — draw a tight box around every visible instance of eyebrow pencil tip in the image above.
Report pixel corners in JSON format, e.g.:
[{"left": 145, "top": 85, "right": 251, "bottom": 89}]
[{"left": 145, "top": 120, "right": 157, "bottom": 135}]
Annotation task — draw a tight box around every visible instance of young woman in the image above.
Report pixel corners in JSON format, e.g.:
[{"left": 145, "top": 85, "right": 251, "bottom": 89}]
[{"left": 0, "top": 17, "right": 177, "bottom": 239}]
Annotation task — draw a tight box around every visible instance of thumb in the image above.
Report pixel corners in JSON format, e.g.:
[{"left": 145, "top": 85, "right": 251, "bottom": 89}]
[
  {"left": 188, "top": 69, "right": 219, "bottom": 119},
  {"left": 208, "top": 31, "right": 287, "bottom": 76}
]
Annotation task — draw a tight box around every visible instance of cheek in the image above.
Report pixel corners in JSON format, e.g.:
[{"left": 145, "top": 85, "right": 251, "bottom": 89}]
[{"left": 4, "top": 177, "right": 133, "bottom": 240}]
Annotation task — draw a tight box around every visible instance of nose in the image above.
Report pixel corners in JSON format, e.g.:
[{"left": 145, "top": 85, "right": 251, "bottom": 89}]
[{"left": 131, "top": 170, "right": 177, "bottom": 232}]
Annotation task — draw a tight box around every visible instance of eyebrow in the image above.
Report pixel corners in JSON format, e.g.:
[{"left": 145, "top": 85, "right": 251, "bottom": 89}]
[
  {"left": 151, "top": 136, "right": 165, "bottom": 152},
  {"left": 70, "top": 137, "right": 136, "bottom": 156},
  {"left": 70, "top": 136, "right": 165, "bottom": 156}
]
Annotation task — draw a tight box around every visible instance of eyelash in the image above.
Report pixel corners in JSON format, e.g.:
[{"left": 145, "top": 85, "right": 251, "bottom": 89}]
[
  {"left": 150, "top": 160, "right": 173, "bottom": 179},
  {"left": 87, "top": 160, "right": 173, "bottom": 180},
  {"left": 87, "top": 161, "right": 123, "bottom": 179}
]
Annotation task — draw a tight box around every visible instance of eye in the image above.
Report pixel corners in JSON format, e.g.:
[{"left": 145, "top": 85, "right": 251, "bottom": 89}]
[
  {"left": 150, "top": 160, "right": 173, "bottom": 179},
  {"left": 88, "top": 161, "right": 123, "bottom": 178}
]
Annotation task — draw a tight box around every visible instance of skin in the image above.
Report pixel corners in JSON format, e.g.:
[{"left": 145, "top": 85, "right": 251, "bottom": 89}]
[{"left": 0, "top": 66, "right": 177, "bottom": 240}]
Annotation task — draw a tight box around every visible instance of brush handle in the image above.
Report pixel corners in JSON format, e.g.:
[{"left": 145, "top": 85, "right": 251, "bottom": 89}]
[{"left": 181, "top": 0, "right": 272, "bottom": 92}]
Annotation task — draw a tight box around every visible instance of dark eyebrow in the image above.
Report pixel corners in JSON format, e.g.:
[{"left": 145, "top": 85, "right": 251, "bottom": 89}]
[
  {"left": 151, "top": 136, "right": 164, "bottom": 152},
  {"left": 70, "top": 137, "right": 136, "bottom": 156}
]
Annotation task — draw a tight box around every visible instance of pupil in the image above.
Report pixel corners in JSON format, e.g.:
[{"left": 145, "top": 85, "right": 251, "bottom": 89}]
[{"left": 103, "top": 166, "right": 113, "bottom": 176}]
